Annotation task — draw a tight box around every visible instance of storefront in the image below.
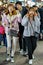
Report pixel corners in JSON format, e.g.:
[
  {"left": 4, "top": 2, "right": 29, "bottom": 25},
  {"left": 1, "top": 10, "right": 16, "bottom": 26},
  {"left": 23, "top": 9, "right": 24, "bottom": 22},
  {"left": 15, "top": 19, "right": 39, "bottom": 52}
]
[{"left": 0, "top": 0, "right": 43, "bottom": 6}]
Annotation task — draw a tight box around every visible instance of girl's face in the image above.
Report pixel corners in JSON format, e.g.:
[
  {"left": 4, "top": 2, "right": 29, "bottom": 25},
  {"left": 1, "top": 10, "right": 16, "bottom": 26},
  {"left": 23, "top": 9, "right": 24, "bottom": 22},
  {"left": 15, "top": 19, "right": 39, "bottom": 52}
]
[
  {"left": 29, "top": 10, "right": 34, "bottom": 21},
  {"left": 29, "top": 10, "right": 34, "bottom": 16},
  {"left": 8, "top": 6, "right": 14, "bottom": 13},
  {"left": 29, "top": 14, "right": 34, "bottom": 17}
]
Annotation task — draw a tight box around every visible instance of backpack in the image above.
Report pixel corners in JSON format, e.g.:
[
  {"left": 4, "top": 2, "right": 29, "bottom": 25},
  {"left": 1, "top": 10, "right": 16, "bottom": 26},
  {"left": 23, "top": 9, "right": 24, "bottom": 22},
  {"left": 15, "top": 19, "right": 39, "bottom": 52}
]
[{"left": 0, "top": 25, "right": 5, "bottom": 35}]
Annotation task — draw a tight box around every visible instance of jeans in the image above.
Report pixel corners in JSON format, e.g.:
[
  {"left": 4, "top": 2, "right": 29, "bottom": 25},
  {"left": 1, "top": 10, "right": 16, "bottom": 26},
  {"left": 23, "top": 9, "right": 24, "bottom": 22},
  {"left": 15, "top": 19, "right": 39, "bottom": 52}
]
[
  {"left": 6, "top": 34, "right": 18, "bottom": 57},
  {"left": 24, "top": 36, "right": 37, "bottom": 59},
  {"left": 19, "top": 35, "right": 23, "bottom": 50},
  {"left": 3, "top": 34, "right": 7, "bottom": 47},
  {"left": 23, "top": 38, "right": 26, "bottom": 52},
  {"left": 0, "top": 34, "right": 3, "bottom": 42}
]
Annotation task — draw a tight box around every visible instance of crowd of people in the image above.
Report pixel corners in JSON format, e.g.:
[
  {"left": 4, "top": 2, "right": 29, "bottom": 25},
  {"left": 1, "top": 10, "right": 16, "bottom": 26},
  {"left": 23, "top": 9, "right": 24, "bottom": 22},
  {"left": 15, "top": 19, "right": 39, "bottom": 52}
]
[{"left": 0, "top": 1, "right": 43, "bottom": 65}]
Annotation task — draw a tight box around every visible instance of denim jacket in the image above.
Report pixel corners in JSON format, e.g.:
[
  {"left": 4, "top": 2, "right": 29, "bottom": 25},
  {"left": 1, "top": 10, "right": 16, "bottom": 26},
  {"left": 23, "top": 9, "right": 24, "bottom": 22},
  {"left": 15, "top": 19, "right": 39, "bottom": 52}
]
[{"left": 21, "top": 16, "right": 40, "bottom": 37}]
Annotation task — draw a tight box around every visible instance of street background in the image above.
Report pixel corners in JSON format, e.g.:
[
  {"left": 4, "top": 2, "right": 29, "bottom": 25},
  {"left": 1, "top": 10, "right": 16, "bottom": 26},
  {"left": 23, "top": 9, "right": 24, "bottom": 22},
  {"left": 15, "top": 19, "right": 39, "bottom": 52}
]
[{"left": 0, "top": 41, "right": 43, "bottom": 65}]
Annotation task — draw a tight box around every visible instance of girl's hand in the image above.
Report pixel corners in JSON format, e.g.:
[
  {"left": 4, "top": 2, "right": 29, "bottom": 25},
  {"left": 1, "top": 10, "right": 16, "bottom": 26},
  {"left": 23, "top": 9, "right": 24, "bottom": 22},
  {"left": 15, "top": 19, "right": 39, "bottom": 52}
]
[
  {"left": 25, "top": 13, "right": 29, "bottom": 18},
  {"left": 29, "top": 11, "right": 34, "bottom": 15},
  {"left": 34, "top": 12, "right": 38, "bottom": 16}
]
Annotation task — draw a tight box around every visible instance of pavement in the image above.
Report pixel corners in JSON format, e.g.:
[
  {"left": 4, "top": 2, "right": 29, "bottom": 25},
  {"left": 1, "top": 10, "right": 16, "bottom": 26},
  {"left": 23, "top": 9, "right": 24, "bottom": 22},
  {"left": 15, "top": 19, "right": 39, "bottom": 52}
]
[{"left": 0, "top": 41, "right": 43, "bottom": 65}]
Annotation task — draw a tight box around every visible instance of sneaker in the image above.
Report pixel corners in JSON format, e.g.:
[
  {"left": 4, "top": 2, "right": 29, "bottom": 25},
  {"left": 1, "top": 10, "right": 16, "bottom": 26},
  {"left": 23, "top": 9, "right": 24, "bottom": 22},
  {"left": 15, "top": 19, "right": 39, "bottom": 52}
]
[
  {"left": 32, "top": 55, "right": 35, "bottom": 59},
  {"left": 20, "top": 49, "right": 23, "bottom": 53},
  {"left": 20, "top": 49, "right": 23, "bottom": 54},
  {"left": 1, "top": 41, "right": 4, "bottom": 46},
  {"left": 20, "top": 51, "right": 28, "bottom": 56},
  {"left": 22, "top": 52, "right": 28, "bottom": 56},
  {"left": 24, "top": 52, "right": 28, "bottom": 55},
  {"left": 11, "top": 58, "right": 14, "bottom": 63},
  {"left": 29, "top": 59, "right": 33, "bottom": 65},
  {"left": 20, "top": 51, "right": 26, "bottom": 55},
  {"left": 6, "top": 57, "right": 11, "bottom": 61}
]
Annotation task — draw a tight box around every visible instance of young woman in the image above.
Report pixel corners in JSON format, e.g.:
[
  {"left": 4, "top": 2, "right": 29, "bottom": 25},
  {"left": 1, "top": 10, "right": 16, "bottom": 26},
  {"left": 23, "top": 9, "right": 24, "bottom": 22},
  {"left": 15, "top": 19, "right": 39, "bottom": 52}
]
[
  {"left": 2, "top": 4, "right": 21, "bottom": 63},
  {"left": 21, "top": 8, "right": 40, "bottom": 65}
]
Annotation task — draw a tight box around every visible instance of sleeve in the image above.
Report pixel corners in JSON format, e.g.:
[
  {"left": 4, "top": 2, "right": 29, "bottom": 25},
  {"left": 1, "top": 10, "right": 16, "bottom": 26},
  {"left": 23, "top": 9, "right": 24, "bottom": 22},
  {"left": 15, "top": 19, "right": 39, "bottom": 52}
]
[
  {"left": 34, "top": 16, "right": 41, "bottom": 33},
  {"left": 38, "top": 12, "right": 41, "bottom": 20},
  {"left": 2, "top": 14, "right": 8, "bottom": 26},
  {"left": 34, "top": 16, "right": 41, "bottom": 26},
  {"left": 21, "top": 16, "right": 28, "bottom": 26},
  {"left": 17, "top": 13, "right": 22, "bottom": 23}
]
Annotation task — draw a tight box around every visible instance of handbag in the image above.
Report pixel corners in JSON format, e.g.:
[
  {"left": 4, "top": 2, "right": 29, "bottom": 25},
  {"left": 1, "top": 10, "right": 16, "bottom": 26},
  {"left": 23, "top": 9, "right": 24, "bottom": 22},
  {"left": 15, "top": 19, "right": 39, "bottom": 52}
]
[
  {"left": 34, "top": 32, "right": 39, "bottom": 38},
  {"left": 9, "top": 29, "right": 18, "bottom": 37}
]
